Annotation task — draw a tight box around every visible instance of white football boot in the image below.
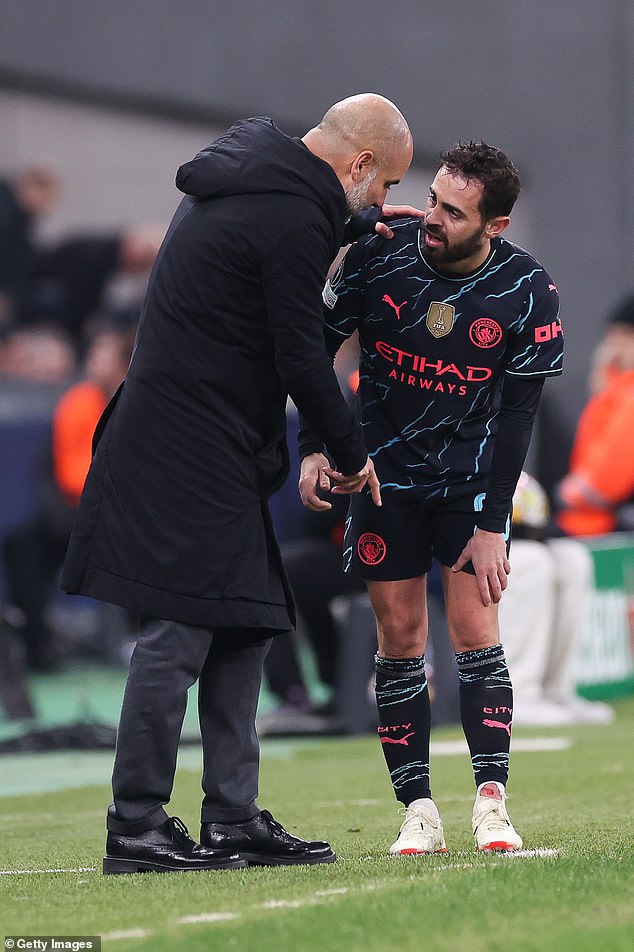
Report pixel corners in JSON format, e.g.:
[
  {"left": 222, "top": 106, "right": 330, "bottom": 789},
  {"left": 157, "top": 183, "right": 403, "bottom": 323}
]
[
  {"left": 472, "top": 781, "right": 523, "bottom": 852},
  {"left": 389, "top": 798, "right": 447, "bottom": 855}
]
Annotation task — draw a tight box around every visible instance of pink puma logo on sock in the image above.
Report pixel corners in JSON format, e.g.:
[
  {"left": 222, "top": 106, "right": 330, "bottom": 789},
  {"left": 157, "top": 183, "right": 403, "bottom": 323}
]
[
  {"left": 380, "top": 732, "right": 415, "bottom": 746},
  {"left": 482, "top": 718, "right": 512, "bottom": 737}
]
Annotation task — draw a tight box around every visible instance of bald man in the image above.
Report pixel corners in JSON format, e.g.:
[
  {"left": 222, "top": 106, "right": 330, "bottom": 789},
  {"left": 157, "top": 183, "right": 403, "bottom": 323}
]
[{"left": 62, "top": 95, "right": 414, "bottom": 875}]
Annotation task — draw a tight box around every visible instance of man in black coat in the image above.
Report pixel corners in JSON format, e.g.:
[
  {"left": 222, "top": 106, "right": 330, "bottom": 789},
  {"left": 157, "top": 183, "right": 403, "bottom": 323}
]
[
  {"left": 0, "top": 162, "right": 62, "bottom": 330},
  {"left": 62, "top": 93, "right": 414, "bottom": 874}
]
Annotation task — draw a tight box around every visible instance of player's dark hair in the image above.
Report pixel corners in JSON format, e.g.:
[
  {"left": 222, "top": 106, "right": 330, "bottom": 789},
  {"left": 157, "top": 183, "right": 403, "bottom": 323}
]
[{"left": 440, "top": 141, "right": 521, "bottom": 219}]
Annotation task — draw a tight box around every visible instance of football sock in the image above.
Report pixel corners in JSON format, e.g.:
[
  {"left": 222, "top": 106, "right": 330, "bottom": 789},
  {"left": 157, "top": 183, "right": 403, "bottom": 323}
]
[
  {"left": 456, "top": 643, "right": 513, "bottom": 788},
  {"left": 374, "top": 654, "right": 432, "bottom": 805}
]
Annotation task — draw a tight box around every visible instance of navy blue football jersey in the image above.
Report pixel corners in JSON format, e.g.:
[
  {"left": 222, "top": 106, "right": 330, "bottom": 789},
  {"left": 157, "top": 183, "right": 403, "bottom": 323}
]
[{"left": 322, "top": 219, "right": 563, "bottom": 499}]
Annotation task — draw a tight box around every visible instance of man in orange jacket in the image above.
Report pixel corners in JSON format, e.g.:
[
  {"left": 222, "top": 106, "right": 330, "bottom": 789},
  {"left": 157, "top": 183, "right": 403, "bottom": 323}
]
[
  {"left": 2, "top": 323, "right": 134, "bottom": 669},
  {"left": 557, "top": 294, "right": 634, "bottom": 536}
]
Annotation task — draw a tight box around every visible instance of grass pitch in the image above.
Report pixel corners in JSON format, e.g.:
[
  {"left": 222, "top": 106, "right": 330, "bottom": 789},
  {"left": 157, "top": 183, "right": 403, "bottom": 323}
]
[{"left": 1, "top": 697, "right": 633, "bottom": 952}]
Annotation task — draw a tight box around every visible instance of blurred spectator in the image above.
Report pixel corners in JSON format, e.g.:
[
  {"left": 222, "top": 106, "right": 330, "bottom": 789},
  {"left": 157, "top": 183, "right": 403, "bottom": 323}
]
[
  {"left": 556, "top": 293, "right": 634, "bottom": 536},
  {"left": 258, "top": 491, "right": 365, "bottom": 735},
  {"left": 0, "top": 324, "right": 76, "bottom": 383},
  {"left": 21, "top": 224, "right": 164, "bottom": 347},
  {"left": 500, "top": 471, "right": 613, "bottom": 725},
  {"left": 1, "top": 321, "right": 135, "bottom": 670},
  {"left": 0, "top": 161, "right": 62, "bottom": 332}
]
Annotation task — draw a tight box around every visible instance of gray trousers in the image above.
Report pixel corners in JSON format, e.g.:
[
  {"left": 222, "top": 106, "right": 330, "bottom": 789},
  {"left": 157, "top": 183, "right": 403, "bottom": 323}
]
[{"left": 107, "top": 616, "right": 271, "bottom": 834}]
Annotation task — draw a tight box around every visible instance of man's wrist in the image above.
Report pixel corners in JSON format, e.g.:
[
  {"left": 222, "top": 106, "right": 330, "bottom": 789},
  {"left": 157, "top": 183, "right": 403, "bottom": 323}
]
[
  {"left": 475, "top": 518, "right": 507, "bottom": 535},
  {"left": 299, "top": 442, "right": 325, "bottom": 460}
]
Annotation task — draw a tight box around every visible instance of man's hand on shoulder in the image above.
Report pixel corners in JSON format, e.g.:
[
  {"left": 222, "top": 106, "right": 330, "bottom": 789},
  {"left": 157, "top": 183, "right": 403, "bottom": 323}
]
[
  {"left": 375, "top": 204, "right": 426, "bottom": 239},
  {"left": 343, "top": 204, "right": 426, "bottom": 243}
]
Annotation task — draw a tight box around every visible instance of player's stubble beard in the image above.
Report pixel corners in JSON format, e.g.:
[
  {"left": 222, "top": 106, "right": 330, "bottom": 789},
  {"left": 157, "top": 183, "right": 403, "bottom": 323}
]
[
  {"left": 423, "top": 220, "right": 489, "bottom": 268},
  {"left": 345, "top": 168, "right": 378, "bottom": 216}
]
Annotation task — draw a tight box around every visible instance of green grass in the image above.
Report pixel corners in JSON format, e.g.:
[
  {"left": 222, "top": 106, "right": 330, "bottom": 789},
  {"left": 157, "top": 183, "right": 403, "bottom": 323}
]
[{"left": 1, "top": 698, "right": 633, "bottom": 952}]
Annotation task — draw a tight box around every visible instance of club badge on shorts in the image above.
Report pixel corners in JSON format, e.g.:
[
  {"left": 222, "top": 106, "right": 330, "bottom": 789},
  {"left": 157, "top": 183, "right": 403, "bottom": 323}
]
[
  {"left": 426, "top": 302, "right": 455, "bottom": 338},
  {"left": 358, "top": 532, "right": 387, "bottom": 565}
]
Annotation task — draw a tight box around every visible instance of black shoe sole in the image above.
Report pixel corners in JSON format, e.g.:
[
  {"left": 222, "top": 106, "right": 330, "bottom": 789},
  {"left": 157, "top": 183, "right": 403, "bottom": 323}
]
[
  {"left": 239, "top": 850, "right": 337, "bottom": 867},
  {"left": 103, "top": 856, "right": 248, "bottom": 874}
]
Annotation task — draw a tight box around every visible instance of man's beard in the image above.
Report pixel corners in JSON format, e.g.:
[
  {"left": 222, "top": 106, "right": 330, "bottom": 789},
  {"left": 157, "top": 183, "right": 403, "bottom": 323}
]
[
  {"left": 423, "top": 223, "right": 487, "bottom": 267},
  {"left": 345, "top": 169, "right": 377, "bottom": 216}
]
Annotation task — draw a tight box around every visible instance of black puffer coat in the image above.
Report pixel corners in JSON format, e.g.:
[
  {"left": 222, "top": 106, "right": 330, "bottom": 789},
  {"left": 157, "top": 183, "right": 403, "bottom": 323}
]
[{"left": 62, "top": 118, "right": 366, "bottom": 633}]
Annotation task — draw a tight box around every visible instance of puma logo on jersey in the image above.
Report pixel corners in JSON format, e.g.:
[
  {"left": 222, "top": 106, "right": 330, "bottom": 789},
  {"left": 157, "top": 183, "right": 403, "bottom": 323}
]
[{"left": 382, "top": 294, "right": 408, "bottom": 320}]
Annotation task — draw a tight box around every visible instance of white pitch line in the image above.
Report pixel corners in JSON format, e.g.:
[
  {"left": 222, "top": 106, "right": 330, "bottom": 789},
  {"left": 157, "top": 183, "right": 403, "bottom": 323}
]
[
  {"left": 430, "top": 737, "right": 571, "bottom": 755},
  {"left": 257, "top": 894, "right": 341, "bottom": 910},
  {"left": 503, "top": 848, "right": 559, "bottom": 859},
  {"left": 0, "top": 846, "right": 560, "bottom": 879},
  {"left": 180, "top": 912, "right": 241, "bottom": 924},
  {"left": 510, "top": 738, "right": 571, "bottom": 752},
  {"left": 0, "top": 866, "right": 97, "bottom": 875},
  {"left": 179, "top": 892, "right": 346, "bottom": 926},
  {"left": 105, "top": 857, "right": 563, "bottom": 943},
  {"left": 102, "top": 929, "right": 152, "bottom": 941}
]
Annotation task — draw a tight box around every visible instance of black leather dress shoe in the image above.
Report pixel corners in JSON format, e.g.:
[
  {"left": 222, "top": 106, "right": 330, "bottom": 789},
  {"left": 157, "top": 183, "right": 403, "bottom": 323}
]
[
  {"left": 200, "top": 809, "right": 336, "bottom": 866},
  {"left": 103, "top": 815, "right": 248, "bottom": 874}
]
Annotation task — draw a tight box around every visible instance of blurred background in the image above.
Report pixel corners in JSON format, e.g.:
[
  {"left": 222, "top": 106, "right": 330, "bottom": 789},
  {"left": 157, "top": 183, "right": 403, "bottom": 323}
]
[
  {"left": 3, "top": 0, "right": 633, "bottom": 480},
  {"left": 1, "top": 1, "right": 633, "bottom": 743}
]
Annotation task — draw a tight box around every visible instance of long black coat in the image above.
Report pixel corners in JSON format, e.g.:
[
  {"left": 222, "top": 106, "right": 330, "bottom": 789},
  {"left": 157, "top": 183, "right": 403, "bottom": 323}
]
[{"left": 62, "top": 118, "right": 367, "bottom": 633}]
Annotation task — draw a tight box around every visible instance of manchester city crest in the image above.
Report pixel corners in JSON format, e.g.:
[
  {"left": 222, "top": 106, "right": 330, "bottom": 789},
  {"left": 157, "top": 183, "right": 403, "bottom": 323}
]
[{"left": 426, "top": 301, "right": 455, "bottom": 338}]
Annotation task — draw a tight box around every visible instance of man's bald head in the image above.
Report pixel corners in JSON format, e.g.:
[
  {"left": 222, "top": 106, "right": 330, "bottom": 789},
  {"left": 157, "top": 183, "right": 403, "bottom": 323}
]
[
  {"left": 317, "top": 93, "right": 412, "bottom": 165},
  {"left": 303, "top": 93, "right": 413, "bottom": 214}
]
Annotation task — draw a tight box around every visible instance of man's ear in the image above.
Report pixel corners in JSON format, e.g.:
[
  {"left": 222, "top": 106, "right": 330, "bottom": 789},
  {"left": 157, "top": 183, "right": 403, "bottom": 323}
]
[
  {"left": 485, "top": 215, "right": 511, "bottom": 238},
  {"left": 350, "top": 150, "right": 374, "bottom": 182}
]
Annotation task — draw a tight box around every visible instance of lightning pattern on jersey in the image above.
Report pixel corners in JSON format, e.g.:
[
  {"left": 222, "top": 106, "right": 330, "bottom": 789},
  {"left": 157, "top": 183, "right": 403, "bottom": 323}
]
[{"left": 323, "top": 220, "right": 563, "bottom": 500}]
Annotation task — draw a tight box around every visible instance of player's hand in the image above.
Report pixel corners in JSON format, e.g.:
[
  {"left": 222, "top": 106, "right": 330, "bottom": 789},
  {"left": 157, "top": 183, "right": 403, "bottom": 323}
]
[
  {"left": 298, "top": 452, "right": 333, "bottom": 511},
  {"left": 324, "top": 457, "right": 382, "bottom": 507},
  {"left": 375, "top": 204, "right": 426, "bottom": 239},
  {"left": 451, "top": 528, "right": 510, "bottom": 607}
]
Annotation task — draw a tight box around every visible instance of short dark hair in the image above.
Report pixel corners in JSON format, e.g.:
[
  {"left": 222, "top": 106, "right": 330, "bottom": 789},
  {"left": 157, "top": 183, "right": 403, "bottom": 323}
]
[{"left": 440, "top": 140, "right": 521, "bottom": 219}]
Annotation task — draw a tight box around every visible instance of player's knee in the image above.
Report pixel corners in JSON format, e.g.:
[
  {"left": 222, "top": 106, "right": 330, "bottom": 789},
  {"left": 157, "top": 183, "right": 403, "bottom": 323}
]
[
  {"left": 377, "top": 616, "right": 426, "bottom": 657},
  {"left": 451, "top": 633, "right": 498, "bottom": 654},
  {"left": 447, "top": 614, "right": 498, "bottom": 653}
]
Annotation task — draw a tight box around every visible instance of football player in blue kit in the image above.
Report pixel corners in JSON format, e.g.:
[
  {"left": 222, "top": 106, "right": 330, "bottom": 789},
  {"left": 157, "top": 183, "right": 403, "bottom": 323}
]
[{"left": 299, "top": 141, "right": 563, "bottom": 854}]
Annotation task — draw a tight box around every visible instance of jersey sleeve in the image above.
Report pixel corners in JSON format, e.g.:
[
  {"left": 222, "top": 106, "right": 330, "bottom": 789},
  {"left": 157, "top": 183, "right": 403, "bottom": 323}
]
[
  {"left": 476, "top": 376, "right": 545, "bottom": 533},
  {"left": 505, "top": 271, "right": 563, "bottom": 378}
]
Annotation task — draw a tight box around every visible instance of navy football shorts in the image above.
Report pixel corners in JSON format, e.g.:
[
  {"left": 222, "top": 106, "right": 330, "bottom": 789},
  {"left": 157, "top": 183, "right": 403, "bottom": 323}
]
[{"left": 344, "top": 488, "right": 511, "bottom": 582}]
